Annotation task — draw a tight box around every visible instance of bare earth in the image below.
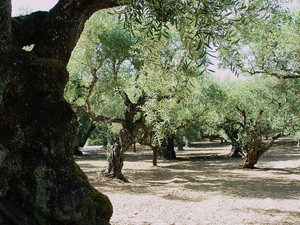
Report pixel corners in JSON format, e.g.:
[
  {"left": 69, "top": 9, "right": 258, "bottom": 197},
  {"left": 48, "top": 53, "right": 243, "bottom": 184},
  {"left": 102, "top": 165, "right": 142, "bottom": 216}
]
[{"left": 76, "top": 139, "right": 300, "bottom": 225}]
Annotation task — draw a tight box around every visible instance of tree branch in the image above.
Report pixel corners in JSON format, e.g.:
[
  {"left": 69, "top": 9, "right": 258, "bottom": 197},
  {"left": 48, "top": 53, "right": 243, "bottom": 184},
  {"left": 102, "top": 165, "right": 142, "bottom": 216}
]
[
  {"left": 84, "top": 58, "right": 106, "bottom": 111},
  {"left": 12, "top": 11, "right": 48, "bottom": 47},
  {"left": 119, "top": 89, "right": 132, "bottom": 106},
  {"left": 136, "top": 91, "right": 147, "bottom": 106},
  {"left": 31, "top": 0, "right": 122, "bottom": 65},
  {"left": 246, "top": 69, "right": 300, "bottom": 80},
  {"left": 71, "top": 103, "right": 126, "bottom": 125},
  {"left": 176, "top": 109, "right": 207, "bottom": 130},
  {"left": 224, "top": 118, "right": 244, "bottom": 128},
  {"left": 236, "top": 106, "right": 247, "bottom": 129},
  {"left": 254, "top": 110, "right": 263, "bottom": 128},
  {"left": 262, "top": 132, "right": 282, "bottom": 153}
]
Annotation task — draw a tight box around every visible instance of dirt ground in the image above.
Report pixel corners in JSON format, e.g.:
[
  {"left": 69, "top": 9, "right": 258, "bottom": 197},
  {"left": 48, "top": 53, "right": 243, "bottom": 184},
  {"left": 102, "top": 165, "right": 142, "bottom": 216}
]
[{"left": 75, "top": 138, "right": 300, "bottom": 225}]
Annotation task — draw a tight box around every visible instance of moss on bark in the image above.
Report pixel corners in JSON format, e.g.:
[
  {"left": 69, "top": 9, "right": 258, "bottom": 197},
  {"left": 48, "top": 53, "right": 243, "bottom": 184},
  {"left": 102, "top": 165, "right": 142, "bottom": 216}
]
[{"left": 0, "top": 52, "right": 112, "bottom": 225}]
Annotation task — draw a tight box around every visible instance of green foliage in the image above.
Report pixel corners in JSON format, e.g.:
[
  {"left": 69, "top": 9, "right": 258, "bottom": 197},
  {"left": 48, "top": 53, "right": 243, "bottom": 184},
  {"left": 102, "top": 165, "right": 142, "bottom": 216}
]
[
  {"left": 216, "top": 75, "right": 300, "bottom": 145},
  {"left": 219, "top": 0, "right": 300, "bottom": 78},
  {"left": 66, "top": 10, "right": 137, "bottom": 118},
  {"left": 66, "top": 8, "right": 228, "bottom": 145},
  {"left": 88, "top": 123, "right": 116, "bottom": 146},
  {"left": 120, "top": 0, "right": 251, "bottom": 68},
  {"left": 97, "top": 24, "right": 135, "bottom": 64},
  {"left": 66, "top": 1, "right": 300, "bottom": 147}
]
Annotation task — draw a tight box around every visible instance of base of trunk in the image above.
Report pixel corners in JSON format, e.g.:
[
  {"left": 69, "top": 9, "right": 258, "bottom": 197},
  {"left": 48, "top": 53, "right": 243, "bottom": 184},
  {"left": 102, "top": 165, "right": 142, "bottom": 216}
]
[
  {"left": 0, "top": 93, "right": 112, "bottom": 224},
  {"left": 158, "top": 136, "right": 177, "bottom": 160},
  {"left": 0, "top": 162, "right": 113, "bottom": 225},
  {"left": 103, "top": 134, "right": 131, "bottom": 182},
  {"left": 239, "top": 162, "right": 256, "bottom": 168}
]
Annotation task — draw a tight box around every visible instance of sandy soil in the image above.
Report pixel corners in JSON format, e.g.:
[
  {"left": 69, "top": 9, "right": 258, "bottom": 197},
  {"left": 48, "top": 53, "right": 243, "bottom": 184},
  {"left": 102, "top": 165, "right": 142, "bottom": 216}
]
[{"left": 75, "top": 139, "right": 300, "bottom": 225}]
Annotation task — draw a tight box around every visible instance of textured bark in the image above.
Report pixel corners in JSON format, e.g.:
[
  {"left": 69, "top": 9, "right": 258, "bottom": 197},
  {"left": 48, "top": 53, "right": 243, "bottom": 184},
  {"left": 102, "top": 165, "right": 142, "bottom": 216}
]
[
  {"left": 103, "top": 129, "right": 134, "bottom": 182},
  {"left": 0, "top": 1, "right": 121, "bottom": 224},
  {"left": 102, "top": 92, "right": 147, "bottom": 181},
  {"left": 0, "top": 0, "right": 12, "bottom": 51},
  {"left": 223, "top": 124, "right": 244, "bottom": 158},
  {"left": 158, "top": 135, "right": 177, "bottom": 160},
  {"left": 228, "top": 141, "right": 244, "bottom": 158},
  {"left": 241, "top": 133, "right": 281, "bottom": 168}
]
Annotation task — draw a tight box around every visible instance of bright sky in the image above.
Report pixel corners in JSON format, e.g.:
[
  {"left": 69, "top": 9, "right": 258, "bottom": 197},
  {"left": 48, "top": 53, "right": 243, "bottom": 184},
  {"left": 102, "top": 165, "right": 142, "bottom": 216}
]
[
  {"left": 12, "top": 0, "right": 58, "bottom": 16},
  {"left": 11, "top": 0, "right": 299, "bottom": 16},
  {"left": 11, "top": 0, "right": 298, "bottom": 81}
]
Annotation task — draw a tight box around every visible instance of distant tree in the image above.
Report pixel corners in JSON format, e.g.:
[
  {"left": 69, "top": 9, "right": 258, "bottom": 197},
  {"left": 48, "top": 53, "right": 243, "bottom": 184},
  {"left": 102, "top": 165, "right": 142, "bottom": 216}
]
[
  {"left": 67, "top": 10, "right": 225, "bottom": 180},
  {"left": 217, "top": 1, "right": 300, "bottom": 165},
  {"left": 218, "top": 77, "right": 300, "bottom": 167},
  {"left": 66, "top": 11, "right": 147, "bottom": 181},
  {"left": 73, "top": 111, "right": 96, "bottom": 155}
]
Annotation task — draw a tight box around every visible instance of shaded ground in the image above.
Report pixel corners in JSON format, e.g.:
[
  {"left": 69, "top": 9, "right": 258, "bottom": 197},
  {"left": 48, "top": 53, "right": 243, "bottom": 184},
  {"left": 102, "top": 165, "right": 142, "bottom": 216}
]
[{"left": 76, "top": 138, "right": 300, "bottom": 225}]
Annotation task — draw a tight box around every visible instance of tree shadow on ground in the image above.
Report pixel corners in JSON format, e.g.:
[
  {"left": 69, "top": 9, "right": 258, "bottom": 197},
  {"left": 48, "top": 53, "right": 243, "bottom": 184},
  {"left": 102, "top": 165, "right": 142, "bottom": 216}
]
[
  {"left": 76, "top": 138, "right": 300, "bottom": 225},
  {"left": 76, "top": 138, "right": 300, "bottom": 199}
]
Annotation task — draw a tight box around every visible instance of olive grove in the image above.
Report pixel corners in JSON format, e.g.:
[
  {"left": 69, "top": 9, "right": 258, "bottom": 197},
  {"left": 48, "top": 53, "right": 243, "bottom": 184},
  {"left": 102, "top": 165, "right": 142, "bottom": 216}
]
[
  {"left": 0, "top": 0, "right": 297, "bottom": 225},
  {"left": 0, "top": 0, "right": 255, "bottom": 224},
  {"left": 66, "top": 10, "right": 223, "bottom": 180}
]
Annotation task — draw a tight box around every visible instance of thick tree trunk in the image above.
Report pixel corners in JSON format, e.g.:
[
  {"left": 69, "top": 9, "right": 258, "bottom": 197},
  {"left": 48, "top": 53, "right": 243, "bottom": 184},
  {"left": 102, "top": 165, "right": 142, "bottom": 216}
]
[
  {"left": 102, "top": 91, "right": 147, "bottom": 181},
  {"left": 78, "top": 121, "right": 96, "bottom": 148},
  {"left": 241, "top": 138, "right": 265, "bottom": 168},
  {"left": 74, "top": 116, "right": 96, "bottom": 155},
  {"left": 0, "top": 55, "right": 112, "bottom": 224},
  {"left": 0, "top": 1, "right": 121, "bottom": 223},
  {"left": 104, "top": 140, "right": 126, "bottom": 180},
  {"left": 228, "top": 144, "right": 243, "bottom": 158},
  {"left": 158, "top": 135, "right": 177, "bottom": 160},
  {"left": 241, "top": 133, "right": 281, "bottom": 168},
  {"left": 223, "top": 125, "right": 244, "bottom": 158},
  {"left": 175, "top": 138, "right": 185, "bottom": 151}
]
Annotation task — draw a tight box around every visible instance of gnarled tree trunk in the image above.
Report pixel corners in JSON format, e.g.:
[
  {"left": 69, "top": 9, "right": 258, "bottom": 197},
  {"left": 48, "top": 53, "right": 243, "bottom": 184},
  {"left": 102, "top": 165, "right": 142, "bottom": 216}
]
[
  {"left": 241, "top": 133, "right": 281, "bottom": 168},
  {"left": 74, "top": 112, "right": 96, "bottom": 155},
  {"left": 0, "top": 1, "right": 120, "bottom": 224},
  {"left": 228, "top": 141, "right": 245, "bottom": 158},
  {"left": 158, "top": 135, "right": 177, "bottom": 160},
  {"left": 0, "top": 46, "right": 113, "bottom": 225},
  {"left": 102, "top": 91, "right": 147, "bottom": 181},
  {"left": 102, "top": 128, "right": 134, "bottom": 182},
  {"left": 223, "top": 124, "right": 244, "bottom": 158}
]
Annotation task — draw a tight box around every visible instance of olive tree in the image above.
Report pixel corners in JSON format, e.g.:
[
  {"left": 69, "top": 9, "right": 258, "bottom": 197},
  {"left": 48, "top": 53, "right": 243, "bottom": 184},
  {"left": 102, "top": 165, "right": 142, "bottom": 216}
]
[
  {"left": 67, "top": 13, "right": 208, "bottom": 180},
  {"left": 0, "top": 0, "right": 124, "bottom": 223},
  {"left": 217, "top": 0, "right": 300, "bottom": 165},
  {"left": 218, "top": 77, "right": 300, "bottom": 168},
  {"left": 219, "top": 0, "right": 300, "bottom": 79},
  {"left": 0, "top": 0, "right": 267, "bottom": 223}
]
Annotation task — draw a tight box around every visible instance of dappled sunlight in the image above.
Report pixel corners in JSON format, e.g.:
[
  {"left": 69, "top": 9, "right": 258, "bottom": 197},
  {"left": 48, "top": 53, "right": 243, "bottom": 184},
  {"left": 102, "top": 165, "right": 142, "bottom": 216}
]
[
  {"left": 77, "top": 140, "right": 300, "bottom": 225},
  {"left": 258, "top": 159, "right": 300, "bottom": 169}
]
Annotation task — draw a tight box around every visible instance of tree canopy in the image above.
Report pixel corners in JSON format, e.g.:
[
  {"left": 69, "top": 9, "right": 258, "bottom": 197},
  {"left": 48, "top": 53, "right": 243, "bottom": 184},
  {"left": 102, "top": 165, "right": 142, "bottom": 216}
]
[
  {"left": 1, "top": 0, "right": 299, "bottom": 224},
  {"left": 219, "top": 1, "right": 300, "bottom": 78}
]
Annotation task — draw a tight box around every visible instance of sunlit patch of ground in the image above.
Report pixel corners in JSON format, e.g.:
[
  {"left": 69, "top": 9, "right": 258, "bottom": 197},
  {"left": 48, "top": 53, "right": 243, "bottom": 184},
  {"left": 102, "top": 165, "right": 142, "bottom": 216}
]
[{"left": 76, "top": 138, "right": 300, "bottom": 225}]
